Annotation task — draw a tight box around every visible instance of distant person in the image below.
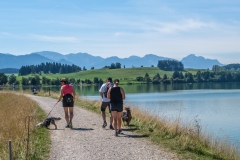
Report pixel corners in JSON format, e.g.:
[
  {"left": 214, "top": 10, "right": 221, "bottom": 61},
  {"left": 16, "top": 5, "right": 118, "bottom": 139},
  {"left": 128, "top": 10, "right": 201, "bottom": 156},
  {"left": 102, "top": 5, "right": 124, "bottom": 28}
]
[
  {"left": 33, "top": 88, "right": 37, "bottom": 94},
  {"left": 58, "top": 78, "right": 76, "bottom": 128},
  {"left": 107, "top": 79, "right": 125, "bottom": 136},
  {"left": 99, "top": 77, "right": 114, "bottom": 129}
]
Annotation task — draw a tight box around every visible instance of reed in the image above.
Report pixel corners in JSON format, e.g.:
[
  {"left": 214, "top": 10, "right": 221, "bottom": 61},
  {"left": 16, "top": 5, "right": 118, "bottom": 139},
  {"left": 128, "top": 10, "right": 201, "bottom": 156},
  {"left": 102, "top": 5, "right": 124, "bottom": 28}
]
[{"left": 0, "top": 91, "right": 50, "bottom": 160}]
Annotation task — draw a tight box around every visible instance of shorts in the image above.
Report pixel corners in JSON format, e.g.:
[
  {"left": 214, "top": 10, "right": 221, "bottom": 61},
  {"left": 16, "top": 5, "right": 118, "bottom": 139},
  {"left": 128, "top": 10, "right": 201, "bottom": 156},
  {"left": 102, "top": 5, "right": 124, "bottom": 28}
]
[
  {"left": 62, "top": 94, "right": 74, "bottom": 107},
  {"left": 110, "top": 102, "right": 123, "bottom": 112},
  {"left": 101, "top": 102, "right": 111, "bottom": 113}
]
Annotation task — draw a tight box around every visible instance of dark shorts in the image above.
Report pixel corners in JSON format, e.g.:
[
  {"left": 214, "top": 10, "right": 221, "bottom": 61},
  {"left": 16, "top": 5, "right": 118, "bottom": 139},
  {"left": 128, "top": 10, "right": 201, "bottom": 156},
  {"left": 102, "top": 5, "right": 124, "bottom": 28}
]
[
  {"left": 62, "top": 94, "right": 74, "bottom": 107},
  {"left": 110, "top": 102, "right": 123, "bottom": 112},
  {"left": 101, "top": 102, "right": 111, "bottom": 113}
]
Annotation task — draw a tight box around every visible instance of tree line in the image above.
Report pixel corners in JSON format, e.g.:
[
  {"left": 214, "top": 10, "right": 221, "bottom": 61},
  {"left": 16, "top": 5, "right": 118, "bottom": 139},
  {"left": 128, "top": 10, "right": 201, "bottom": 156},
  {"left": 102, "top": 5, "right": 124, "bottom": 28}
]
[
  {"left": 18, "top": 62, "right": 81, "bottom": 76},
  {"left": 157, "top": 60, "right": 184, "bottom": 71}
]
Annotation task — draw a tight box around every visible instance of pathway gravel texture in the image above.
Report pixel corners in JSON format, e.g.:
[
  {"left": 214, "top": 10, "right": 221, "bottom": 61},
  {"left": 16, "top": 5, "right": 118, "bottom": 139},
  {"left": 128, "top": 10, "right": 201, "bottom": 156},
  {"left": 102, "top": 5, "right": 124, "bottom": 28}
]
[{"left": 26, "top": 95, "right": 179, "bottom": 160}]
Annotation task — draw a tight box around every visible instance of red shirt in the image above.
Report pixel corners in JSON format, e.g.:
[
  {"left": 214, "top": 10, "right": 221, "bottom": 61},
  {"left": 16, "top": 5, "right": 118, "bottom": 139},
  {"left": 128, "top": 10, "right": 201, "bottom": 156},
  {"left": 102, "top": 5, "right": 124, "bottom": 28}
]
[{"left": 62, "top": 84, "right": 73, "bottom": 95}]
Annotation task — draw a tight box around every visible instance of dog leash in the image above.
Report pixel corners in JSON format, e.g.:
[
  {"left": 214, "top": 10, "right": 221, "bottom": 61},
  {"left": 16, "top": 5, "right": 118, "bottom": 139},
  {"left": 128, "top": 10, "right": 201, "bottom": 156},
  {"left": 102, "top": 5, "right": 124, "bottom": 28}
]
[{"left": 45, "top": 102, "right": 59, "bottom": 119}]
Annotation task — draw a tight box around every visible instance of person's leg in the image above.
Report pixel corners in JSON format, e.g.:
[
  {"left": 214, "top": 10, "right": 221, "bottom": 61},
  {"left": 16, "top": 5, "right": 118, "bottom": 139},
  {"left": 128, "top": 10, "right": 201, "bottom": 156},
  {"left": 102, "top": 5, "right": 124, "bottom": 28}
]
[
  {"left": 117, "top": 112, "right": 122, "bottom": 131},
  {"left": 69, "top": 107, "right": 74, "bottom": 122},
  {"left": 68, "top": 107, "right": 74, "bottom": 128},
  {"left": 101, "top": 102, "right": 107, "bottom": 127},
  {"left": 107, "top": 102, "right": 114, "bottom": 129},
  {"left": 64, "top": 107, "right": 69, "bottom": 125},
  {"left": 111, "top": 111, "right": 118, "bottom": 133}
]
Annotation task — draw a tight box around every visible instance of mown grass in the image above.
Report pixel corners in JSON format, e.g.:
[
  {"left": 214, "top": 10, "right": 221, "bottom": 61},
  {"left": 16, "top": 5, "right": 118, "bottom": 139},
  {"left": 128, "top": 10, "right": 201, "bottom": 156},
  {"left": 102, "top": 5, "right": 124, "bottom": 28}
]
[
  {"left": 21, "top": 89, "right": 240, "bottom": 160},
  {"left": 0, "top": 91, "right": 50, "bottom": 160}
]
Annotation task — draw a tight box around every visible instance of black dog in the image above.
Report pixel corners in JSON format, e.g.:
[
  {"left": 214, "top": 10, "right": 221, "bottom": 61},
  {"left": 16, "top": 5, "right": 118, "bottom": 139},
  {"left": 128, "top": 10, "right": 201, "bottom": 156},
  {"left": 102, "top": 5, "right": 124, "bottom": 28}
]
[
  {"left": 37, "top": 117, "right": 61, "bottom": 129},
  {"left": 122, "top": 107, "right": 132, "bottom": 126}
]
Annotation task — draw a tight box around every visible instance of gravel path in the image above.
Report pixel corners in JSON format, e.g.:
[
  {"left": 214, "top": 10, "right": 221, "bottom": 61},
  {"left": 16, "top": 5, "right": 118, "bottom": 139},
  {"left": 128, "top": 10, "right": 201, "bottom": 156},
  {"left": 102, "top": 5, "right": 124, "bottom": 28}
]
[{"left": 26, "top": 95, "right": 179, "bottom": 160}]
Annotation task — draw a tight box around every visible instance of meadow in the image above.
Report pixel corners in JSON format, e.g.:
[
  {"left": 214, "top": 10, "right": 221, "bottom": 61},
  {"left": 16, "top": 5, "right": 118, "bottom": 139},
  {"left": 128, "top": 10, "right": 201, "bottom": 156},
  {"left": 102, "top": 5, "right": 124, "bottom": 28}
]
[
  {"left": 17, "top": 67, "right": 205, "bottom": 85},
  {"left": 0, "top": 92, "right": 50, "bottom": 159}
]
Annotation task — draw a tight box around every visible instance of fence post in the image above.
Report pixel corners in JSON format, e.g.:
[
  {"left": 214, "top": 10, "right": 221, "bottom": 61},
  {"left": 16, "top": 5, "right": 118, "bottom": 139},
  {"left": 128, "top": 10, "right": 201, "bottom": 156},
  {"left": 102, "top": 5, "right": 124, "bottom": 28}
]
[
  {"left": 25, "top": 116, "right": 33, "bottom": 159},
  {"left": 8, "top": 140, "right": 12, "bottom": 160}
]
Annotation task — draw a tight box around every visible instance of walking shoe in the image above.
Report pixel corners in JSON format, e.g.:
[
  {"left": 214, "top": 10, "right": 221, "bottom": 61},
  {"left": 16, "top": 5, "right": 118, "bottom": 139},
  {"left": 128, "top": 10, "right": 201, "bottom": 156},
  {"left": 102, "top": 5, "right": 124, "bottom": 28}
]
[
  {"left": 65, "top": 124, "right": 69, "bottom": 128},
  {"left": 115, "top": 131, "right": 118, "bottom": 137},
  {"left": 118, "top": 129, "right": 123, "bottom": 134},
  {"left": 109, "top": 124, "right": 114, "bottom": 130},
  {"left": 102, "top": 121, "right": 107, "bottom": 128},
  {"left": 68, "top": 121, "right": 73, "bottom": 128}
]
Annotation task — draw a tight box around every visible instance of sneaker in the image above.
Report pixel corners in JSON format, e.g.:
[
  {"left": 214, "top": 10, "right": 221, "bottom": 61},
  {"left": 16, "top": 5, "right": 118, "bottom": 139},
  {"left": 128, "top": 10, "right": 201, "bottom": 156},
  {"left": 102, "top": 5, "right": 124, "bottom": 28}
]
[
  {"left": 118, "top": 129, "right": 123, "bottom": 134},
  {"left": 102, "top": 121, "right": 107, "bottom": 128},
  {"left": 109, "top": 124, "right": 114, "bottom": 130},
  {"left": 65, "top": 124, "right": 69, "bottom": 128},
  {"left": 68, "top": 121, "right": 73, "bottom": 128},
  {"left": 115, "top": 131, "right": 118, "bottom": 137}
]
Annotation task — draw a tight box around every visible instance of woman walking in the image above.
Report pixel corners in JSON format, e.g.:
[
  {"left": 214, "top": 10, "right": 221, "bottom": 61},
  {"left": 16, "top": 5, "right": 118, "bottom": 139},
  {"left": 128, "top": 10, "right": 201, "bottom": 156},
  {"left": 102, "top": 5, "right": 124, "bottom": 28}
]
[
  {"left": 107, "top": 79, "right": 125, "bottom": 136},
  {"left": 58, "top": 78, "right": 76, "bottom": 128}
]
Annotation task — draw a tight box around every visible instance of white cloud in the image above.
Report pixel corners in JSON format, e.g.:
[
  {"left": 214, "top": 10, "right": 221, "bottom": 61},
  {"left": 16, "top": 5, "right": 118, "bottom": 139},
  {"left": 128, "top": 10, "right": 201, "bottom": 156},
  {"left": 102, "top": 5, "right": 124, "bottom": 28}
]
[
  {"left": 154, "top": 19, "right": 215, "bottom": 34},
  {"left": 31, "top": 35, "right": 77, "bottom": 43}
]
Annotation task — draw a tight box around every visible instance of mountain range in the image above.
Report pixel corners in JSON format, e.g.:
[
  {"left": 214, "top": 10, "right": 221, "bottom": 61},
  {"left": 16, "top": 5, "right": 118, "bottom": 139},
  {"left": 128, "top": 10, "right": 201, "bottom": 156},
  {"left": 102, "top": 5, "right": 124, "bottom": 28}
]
[{"left": 0, "top": 51, "right": 224, "bottom": 70}]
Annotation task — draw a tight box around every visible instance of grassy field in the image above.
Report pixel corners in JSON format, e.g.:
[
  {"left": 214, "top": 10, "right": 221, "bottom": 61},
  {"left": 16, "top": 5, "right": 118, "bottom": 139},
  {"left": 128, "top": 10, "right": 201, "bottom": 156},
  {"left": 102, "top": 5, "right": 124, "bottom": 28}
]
[
  {"left": 17, "top": 67, "right": 206, "bottom": 84},
  {"left": 0, "top": 92, "right": 50, "bottom": 159}
]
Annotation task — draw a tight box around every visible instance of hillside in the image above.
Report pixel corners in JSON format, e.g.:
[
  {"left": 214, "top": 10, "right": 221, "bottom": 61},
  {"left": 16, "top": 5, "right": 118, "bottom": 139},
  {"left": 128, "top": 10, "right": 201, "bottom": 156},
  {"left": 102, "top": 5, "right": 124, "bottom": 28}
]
[{"left": 18, "top": 67, "right": 203, "bottom": 85}]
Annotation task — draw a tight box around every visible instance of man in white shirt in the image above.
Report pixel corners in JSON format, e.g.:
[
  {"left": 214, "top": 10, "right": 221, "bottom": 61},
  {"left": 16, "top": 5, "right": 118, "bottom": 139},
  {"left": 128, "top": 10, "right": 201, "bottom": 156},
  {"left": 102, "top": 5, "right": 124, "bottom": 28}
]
[{"left": 99, "top": 77, "right": 114, "bottom": 129}]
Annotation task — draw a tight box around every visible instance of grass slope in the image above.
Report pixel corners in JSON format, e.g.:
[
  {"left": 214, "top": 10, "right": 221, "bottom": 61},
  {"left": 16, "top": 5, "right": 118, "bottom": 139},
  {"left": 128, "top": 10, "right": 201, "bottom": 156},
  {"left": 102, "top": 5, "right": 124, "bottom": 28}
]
[{"left": 17, "top": 67, "right": 204, "bottom": 84}]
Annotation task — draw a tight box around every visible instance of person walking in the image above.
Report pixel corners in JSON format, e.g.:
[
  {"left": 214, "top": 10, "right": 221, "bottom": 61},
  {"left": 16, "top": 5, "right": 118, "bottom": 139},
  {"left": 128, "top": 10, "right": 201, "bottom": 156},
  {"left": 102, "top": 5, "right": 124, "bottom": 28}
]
[
  {"left": 58, "top": 78, "right": 76, "bottom": 128},
  {"left": 107, "top": 79, "right": 125, "bottom": 136},
  {"left": 99, "top": 77, "right": 114, "bottom": 129}
]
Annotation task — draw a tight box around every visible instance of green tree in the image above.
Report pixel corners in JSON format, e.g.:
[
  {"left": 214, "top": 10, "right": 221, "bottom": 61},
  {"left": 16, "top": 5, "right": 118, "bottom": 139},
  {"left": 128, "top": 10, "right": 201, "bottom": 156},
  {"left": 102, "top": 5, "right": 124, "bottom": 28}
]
[
  {"left": 8, "top": 74, "right": 17, "bottom": 85},
  {"left": 0, "top": 73, "right": 8, "bottom": 85}
]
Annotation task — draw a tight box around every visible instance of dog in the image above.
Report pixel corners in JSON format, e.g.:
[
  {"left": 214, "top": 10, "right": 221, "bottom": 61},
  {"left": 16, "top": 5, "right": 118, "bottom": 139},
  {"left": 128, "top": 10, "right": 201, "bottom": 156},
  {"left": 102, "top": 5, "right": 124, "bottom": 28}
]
[
  {"left": 122, "top": 107, "right": 132, "bottom": 126},
  {"left": 37, "top": 117, "right": 61, "bottom": 129}
]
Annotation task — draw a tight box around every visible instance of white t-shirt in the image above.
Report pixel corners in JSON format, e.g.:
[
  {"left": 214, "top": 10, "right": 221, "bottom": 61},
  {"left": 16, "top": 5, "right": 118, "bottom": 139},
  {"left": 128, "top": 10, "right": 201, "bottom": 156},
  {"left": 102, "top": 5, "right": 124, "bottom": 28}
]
[{"left": 99, "top": 82, "right": 113, "bottom": 102}]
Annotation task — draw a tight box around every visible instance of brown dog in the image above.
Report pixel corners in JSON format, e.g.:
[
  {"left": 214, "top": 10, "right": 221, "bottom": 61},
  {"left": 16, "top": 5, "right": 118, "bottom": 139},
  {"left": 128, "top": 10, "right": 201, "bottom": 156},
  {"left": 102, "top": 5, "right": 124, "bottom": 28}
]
[{"left": 122, "top": 107, "right": 132, "bottom": 126}]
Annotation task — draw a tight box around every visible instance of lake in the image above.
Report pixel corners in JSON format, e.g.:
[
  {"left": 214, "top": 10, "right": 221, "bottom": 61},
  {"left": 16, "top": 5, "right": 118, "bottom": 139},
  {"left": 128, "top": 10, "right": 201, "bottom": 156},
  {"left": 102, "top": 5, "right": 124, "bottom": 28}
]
[{"left": 2, "top": 82, "right": 240, "bottom": 147}]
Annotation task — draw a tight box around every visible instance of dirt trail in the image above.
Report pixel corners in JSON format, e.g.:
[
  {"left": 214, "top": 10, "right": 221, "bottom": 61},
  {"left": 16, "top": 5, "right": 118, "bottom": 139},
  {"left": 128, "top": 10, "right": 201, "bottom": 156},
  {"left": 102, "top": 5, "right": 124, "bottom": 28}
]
[{"left": 26, "top": 95, "right": 178, "bottom": 160}]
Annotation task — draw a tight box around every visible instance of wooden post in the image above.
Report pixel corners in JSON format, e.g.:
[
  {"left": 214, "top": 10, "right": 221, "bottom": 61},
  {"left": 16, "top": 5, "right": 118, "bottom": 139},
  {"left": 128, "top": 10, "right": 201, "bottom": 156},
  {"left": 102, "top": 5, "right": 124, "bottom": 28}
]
[{"left": 8, "top": 140, "right": 12, "bottom": 160}]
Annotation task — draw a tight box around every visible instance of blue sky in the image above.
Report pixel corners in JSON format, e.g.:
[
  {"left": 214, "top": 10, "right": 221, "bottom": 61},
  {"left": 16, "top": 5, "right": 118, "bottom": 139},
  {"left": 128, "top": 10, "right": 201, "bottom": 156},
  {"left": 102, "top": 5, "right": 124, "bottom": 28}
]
[{"left": 0, "top": 0, "right": 240, "bottom": 64}]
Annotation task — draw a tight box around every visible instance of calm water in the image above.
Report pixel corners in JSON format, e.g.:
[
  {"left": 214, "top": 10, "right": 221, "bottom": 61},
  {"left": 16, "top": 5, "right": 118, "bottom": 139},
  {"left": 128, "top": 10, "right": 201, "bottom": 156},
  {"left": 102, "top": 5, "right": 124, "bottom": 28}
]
[{"left": 2, "top": 82, "right": 240, "bottom": 147}]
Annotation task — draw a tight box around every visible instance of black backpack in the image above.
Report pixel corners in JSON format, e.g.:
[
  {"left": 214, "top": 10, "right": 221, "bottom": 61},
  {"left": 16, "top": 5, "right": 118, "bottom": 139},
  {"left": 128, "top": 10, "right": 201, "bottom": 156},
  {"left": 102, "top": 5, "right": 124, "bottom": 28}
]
[{"left": 103, "top": 83, "right": 113, "bottom": 98}]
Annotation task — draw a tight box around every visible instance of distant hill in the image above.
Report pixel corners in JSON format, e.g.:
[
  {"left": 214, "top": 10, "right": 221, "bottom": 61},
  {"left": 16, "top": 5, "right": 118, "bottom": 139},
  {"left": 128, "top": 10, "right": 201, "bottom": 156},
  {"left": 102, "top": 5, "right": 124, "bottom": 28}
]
[
  {"left": 181, "top": 54, "right": 224, "bottom": 69},
  {"left": 0, "top": 68, "right": 19, "bottom": 74},
  {"left": 0, "top": 51, "right": 225, "bottom": 70}
]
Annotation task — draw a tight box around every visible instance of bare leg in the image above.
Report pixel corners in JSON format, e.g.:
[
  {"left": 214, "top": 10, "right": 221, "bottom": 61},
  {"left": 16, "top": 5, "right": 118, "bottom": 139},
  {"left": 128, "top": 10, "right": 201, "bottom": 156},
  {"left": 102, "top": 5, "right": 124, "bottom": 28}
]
[
  {"left": 69, "top": 107, "right": 74, "bottom": 122},
  {"left": 111, "top": 111, "right": 118, "bottom": 132},
  {"left": 101, "top": 111, "right": 106, "bottom": 121},
  {"left": 110, "top": 113, "right": 113, "bottom": 125},
  {"left": 117, "top": 112, "right": 122, "bottom": 130},
  {"left": 64, "top": 107, "right": 69, "bottom": 124}
]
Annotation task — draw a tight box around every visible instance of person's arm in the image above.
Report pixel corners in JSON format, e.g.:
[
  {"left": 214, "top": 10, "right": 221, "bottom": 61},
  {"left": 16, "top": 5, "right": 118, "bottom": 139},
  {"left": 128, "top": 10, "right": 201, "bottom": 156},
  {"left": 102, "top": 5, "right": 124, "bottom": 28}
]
[
  {"left": 58, "top": 87, "right": 64, "bottom": 102},
  {"left": 72, "top": 87, "right": 76, "bottom": 101},
  {"left": 120, "top": 88, "right": 125, "bottom": 100},
  {"left": 100, "top": 92, "right": 103, "bottom": 98},
  {"left": 107, "top": 87, "right": 112, "bottom": 100}
]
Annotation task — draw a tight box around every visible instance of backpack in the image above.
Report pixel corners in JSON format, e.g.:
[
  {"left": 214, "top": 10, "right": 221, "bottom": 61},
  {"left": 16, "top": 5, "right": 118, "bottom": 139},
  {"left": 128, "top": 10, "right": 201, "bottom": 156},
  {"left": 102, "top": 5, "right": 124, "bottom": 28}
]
[{"left": 103, "top": 82, "right": 113, "bottom": 98}]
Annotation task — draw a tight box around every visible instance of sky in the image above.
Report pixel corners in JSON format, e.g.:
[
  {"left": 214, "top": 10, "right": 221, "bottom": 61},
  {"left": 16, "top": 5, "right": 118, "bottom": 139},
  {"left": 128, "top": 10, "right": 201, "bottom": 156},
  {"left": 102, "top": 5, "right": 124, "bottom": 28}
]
[{"left": 0, "top": 0, "right": 240, "bottom": 64}]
